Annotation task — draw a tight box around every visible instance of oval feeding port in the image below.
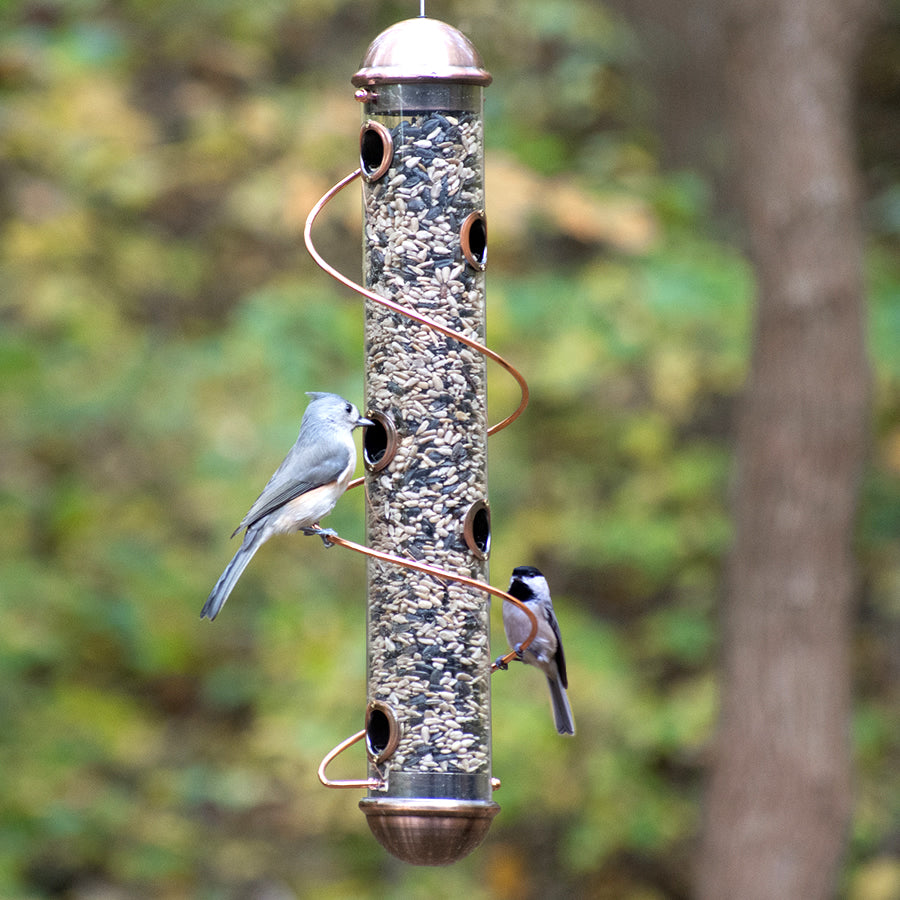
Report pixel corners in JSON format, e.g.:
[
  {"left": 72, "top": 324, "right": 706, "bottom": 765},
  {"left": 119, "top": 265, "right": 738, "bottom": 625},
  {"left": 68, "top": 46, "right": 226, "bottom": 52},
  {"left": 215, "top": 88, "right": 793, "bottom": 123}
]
[
  {"left": 363, "top": 410, "right": 397, "bottom": 472},
  {"left": 360, "top": 121, "right": 393, "bottom": 182},
  {"left": 366, "top": 701, "right": 400, "bottom": 764},
  {"left": 460, "top": 211, "right": 487, "bottom": 270},
  {"left": 464, "top": 499, "right": 491, "bottom": 559}
]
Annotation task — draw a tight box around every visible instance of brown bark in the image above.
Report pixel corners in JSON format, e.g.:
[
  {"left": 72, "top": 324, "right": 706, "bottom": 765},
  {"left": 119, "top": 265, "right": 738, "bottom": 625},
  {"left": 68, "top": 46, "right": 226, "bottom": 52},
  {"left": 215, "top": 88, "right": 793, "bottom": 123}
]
[{"left": 696, "top": 1, "right": 874, "bottom": 898}]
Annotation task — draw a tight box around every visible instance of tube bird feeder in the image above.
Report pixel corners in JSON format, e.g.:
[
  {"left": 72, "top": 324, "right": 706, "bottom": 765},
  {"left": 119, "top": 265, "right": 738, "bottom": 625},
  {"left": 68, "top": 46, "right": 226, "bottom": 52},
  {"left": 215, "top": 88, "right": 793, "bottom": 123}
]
[
  {"left": 353, "top": 17, "right": 497, "bottom": 865},
  {"left": 306, "top": 13, "right": 534, "bottom": 867}
]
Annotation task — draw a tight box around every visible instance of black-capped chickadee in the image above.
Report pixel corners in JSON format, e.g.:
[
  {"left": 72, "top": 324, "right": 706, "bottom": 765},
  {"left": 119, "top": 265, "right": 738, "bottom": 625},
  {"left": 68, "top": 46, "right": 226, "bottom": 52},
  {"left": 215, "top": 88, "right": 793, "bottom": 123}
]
[
  {"left": 496, "top": 565, "right": 575, "bottom": 736},
  {"left": 201, "top": 392, "right": 372, "bottom": 620}
]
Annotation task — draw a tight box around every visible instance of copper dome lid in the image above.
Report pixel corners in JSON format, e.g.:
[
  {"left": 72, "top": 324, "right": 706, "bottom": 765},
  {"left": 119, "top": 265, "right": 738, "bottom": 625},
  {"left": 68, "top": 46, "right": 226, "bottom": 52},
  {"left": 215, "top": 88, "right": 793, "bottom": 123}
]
[{"left": 351, "top": 17, "right": 491, "bottom": 86}]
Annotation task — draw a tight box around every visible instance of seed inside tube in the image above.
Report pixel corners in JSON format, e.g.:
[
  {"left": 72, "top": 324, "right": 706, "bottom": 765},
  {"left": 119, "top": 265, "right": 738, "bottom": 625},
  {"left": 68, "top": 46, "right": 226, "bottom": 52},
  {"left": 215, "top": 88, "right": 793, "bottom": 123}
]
[{"left": 364, "top": 110, "right": 490, "bottom": 776}]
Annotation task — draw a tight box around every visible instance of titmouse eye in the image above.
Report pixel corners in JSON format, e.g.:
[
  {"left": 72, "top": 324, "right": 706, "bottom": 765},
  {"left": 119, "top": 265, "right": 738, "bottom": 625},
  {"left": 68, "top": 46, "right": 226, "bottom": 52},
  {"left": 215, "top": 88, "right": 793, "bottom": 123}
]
[{"left": 345, "top": 403, "right": 353, "bottom": 415}]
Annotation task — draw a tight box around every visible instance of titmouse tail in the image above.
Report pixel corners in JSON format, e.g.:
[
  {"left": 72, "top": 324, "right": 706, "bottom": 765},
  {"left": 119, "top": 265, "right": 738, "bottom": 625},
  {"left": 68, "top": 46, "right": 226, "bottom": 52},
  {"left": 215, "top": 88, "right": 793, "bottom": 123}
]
[
  {"left": 546, "top": 674, "right": 575, "bottom": 736},
  {"left": 201, "top": 527, "right": 264, "bottom": 620}
]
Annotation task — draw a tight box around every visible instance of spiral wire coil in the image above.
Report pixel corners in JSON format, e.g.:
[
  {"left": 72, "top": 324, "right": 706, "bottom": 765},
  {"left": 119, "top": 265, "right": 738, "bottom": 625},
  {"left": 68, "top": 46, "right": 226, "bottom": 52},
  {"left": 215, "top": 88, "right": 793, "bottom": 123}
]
[{"left": 304, "top": 169, "right": 536, "bottom": 787}]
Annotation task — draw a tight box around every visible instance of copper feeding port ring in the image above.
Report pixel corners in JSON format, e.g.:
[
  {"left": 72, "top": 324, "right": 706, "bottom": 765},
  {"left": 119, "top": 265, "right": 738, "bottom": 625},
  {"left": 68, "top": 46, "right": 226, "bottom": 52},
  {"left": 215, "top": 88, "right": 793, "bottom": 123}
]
[
  {"left": 463, "top": 499, "right": 491, "bottom": 560},
  {"left": 365, "top": 700, "right": 401, "bottom": 764},
  {"left": 359, "top": 121, "right": 394, "bottom": 182},
  {"left": 460, "top": 210, "right": 487, "bottom": 270},
  {"left": 362, "top": 409, "right": 398, "bottom": 473}
]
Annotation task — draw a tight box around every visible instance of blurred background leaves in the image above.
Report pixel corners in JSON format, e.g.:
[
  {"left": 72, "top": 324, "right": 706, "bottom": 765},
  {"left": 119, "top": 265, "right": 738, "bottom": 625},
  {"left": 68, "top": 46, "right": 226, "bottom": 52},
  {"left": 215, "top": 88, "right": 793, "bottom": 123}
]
[{"left": 1, "top": 0, "right": 898, "bottom": 897}]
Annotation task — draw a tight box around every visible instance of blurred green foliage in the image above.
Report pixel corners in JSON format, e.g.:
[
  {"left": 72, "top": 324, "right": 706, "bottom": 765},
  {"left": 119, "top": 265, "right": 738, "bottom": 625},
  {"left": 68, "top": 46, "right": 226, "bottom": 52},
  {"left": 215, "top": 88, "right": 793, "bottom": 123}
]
[{"left": 1, "top": 0, "right": 898, "bottom": 897}]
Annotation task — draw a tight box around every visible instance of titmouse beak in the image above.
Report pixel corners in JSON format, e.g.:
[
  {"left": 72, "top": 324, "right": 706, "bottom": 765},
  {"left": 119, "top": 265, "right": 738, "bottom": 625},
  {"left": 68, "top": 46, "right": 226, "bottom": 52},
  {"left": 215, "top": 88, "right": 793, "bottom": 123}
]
[{"left": 356, "top": 416, "right": 375, "bottom": 428}]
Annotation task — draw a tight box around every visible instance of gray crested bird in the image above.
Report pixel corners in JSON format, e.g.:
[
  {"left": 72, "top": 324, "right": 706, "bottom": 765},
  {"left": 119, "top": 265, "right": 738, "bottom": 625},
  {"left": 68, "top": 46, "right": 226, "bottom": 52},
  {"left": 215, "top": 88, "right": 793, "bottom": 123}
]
[{"left": 201, "top": 392, "right": 371, "bottom": 620}]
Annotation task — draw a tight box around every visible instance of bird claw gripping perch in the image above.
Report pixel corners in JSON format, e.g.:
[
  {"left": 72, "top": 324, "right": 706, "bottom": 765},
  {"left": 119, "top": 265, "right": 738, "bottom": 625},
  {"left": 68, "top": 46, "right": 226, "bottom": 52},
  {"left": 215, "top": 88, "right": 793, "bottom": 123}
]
[{"left": 302, "top": 525, "right": 339, "bottom": 547}]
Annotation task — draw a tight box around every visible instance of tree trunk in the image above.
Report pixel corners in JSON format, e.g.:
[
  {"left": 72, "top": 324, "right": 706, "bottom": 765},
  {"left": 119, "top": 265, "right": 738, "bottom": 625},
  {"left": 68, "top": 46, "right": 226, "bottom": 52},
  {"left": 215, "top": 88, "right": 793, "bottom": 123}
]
[{"left": 697, "top": 1, "right": 874, "bottom": 898}]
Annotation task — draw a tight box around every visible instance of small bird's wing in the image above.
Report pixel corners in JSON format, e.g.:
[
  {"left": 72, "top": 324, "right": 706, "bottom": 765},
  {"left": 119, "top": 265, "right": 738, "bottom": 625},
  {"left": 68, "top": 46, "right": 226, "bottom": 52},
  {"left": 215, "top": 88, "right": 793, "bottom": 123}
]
[
  {"left": 233, "top": 433, "right": 350, "bottom": 535},
  {"left": 545, "top": 604, "right": 568, "bottom": 689}
]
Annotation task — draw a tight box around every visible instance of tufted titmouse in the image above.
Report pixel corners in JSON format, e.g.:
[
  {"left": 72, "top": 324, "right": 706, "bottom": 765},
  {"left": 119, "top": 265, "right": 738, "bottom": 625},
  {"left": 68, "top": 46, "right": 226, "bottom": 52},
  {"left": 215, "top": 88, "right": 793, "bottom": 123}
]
[
  {"left": 495, "top": 565, "right": 575, "bottom": 735},
  {"left": 201, "top": 392, "right": 372, "bottom": 620}
]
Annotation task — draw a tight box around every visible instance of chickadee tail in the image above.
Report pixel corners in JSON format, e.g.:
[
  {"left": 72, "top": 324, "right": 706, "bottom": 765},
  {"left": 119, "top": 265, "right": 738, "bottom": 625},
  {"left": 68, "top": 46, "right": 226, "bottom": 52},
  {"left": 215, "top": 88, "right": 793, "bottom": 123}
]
[
  {"left": 200, "top": 529, "right": 262, "bottom": 621},
  {"left": 546, "top": 675, "right": 576, "bottom": 736}
]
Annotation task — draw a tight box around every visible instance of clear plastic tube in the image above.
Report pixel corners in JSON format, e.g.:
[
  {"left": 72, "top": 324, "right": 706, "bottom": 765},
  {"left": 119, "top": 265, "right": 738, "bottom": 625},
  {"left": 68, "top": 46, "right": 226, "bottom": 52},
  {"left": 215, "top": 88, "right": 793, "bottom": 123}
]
[{"left": 361, "top": 82, "right": 492, "bottom": 801}]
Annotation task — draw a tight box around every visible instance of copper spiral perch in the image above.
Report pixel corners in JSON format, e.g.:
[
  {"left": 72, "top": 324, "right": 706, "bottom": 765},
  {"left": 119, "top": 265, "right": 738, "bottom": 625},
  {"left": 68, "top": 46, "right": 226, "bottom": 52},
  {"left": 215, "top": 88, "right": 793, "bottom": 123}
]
[{"left": 303, "top": 169, "right": 536, "bottom": 675}]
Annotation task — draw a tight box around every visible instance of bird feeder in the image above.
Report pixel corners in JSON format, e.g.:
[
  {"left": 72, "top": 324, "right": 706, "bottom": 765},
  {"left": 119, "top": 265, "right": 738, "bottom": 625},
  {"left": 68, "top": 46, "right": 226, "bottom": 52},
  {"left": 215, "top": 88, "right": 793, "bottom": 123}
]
[
  {"left": 306, "top": 14, "right": 535, "bottom": 868},
  {"left": 354, "top": 17, "right": 496, "bottom": 865}
]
